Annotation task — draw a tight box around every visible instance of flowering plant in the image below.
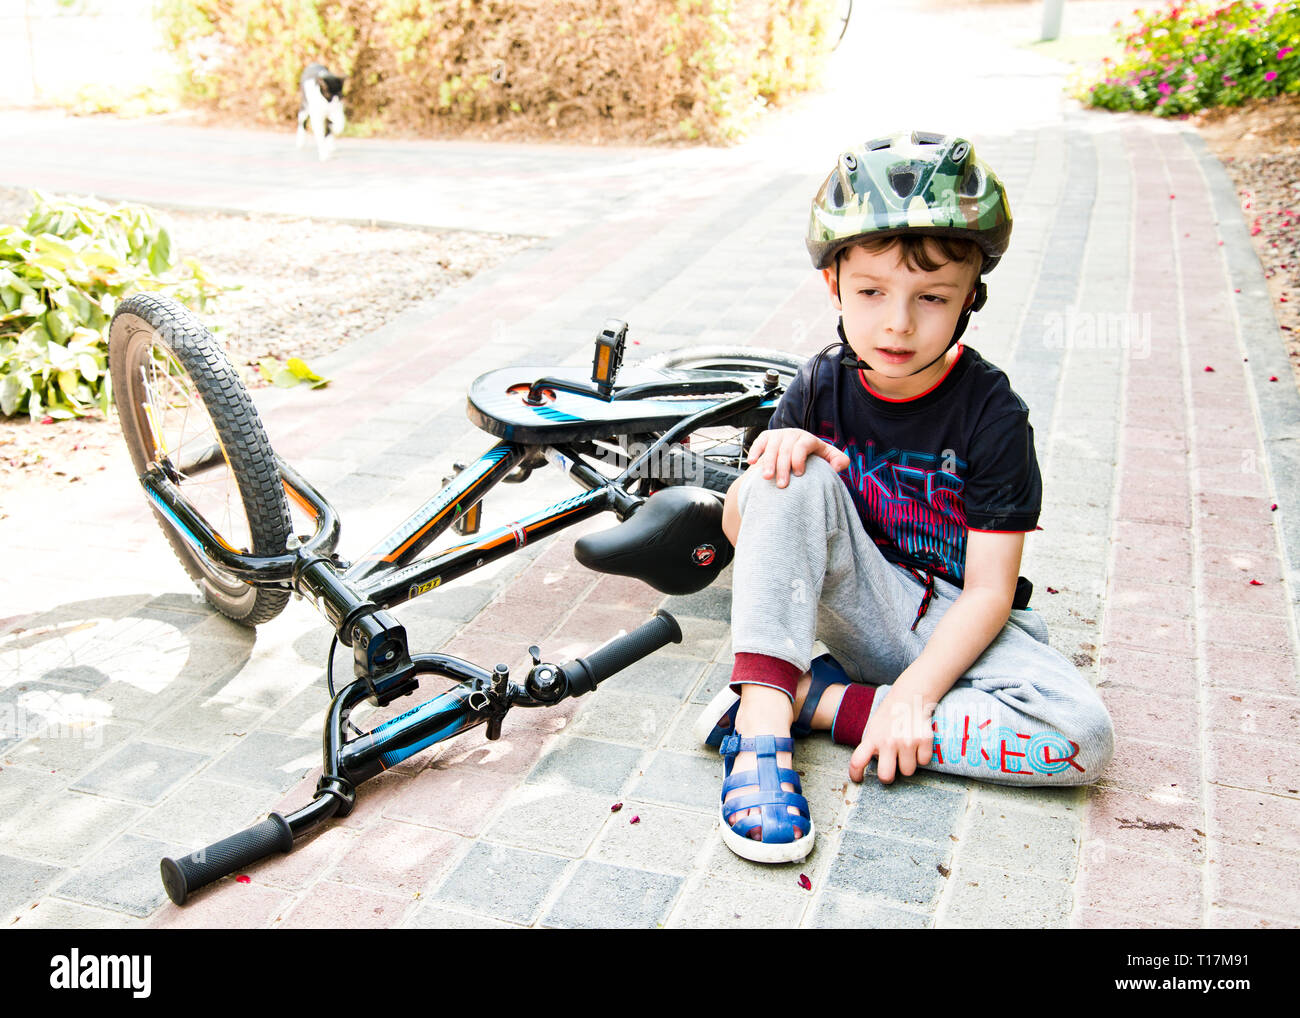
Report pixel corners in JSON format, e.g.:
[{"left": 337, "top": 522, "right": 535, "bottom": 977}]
[{"left": 1078, "top": 0, "right": 1299, "bottom": 115}]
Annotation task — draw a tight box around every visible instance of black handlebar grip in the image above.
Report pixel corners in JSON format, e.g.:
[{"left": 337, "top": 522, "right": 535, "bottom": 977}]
[
  {"left": 563, "top": 609, "right": 683, "bottom": 696},
  {"left": 160, "top": 812, "right": 294, "bottom": 906}
]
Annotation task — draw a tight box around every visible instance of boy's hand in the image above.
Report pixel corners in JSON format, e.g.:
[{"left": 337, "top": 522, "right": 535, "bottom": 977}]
[
  {"left": 747, "top": 428, "right": 850, "bottom": 488},
  {"left": 849, "top": 687, "right": 936, "bottom": 784}
]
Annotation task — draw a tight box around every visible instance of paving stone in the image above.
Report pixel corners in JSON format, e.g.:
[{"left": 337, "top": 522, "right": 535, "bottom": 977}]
[
  {"left": 941, "top": 861, "right": 1073, "bottom": 928},
  {"left": 525, "top": 735, "right": 644, "bottom": 796},
  {"left": 542, "top": 860, "right": 682, "bottom": 929},
  {"left": 631, "top": 749, "right": 719, "bottom": 812},
  {"left": 808, "top": 890, "right": 932, "bottom": 929},
  {"left": 597, "top": 652, "right": 707, "bottom": 700},
  {"left": 0, "top": 853, "right": 63, "bottom": 917},
  {"left": 403, "top": 903, "right": 519, "bottom": 929},
  {"left": 846, "top": 775, "right": 968, "bottom": 843},
  {"left": 961, "top": 801, "right": 1082, "bottom": 880},
  {"left": 591, "top": 800, "right": 715, "bottom": 875},
  {"left": 483, "top": 784, "right": 613, "bottom": 857},
  {"left": 10, "top": 897, "right": 150, "bottom": 929},
  {"left": 665, "top": 873, "right": 807, "bottom": 929},
  {"left": 71, "top": 739, "right": 209, "bottom": 805},
  {"left": 824, "top": 830, "right": 950, "bottom": 908},
  {"left": 564, "top": 690, "right": 679, "bottom": 748},
  {"left": 204, "top": 731, "right": 319, "bottom": 793},
  {"left": 432, "top": 841, "right": 571, "bottom": 925},
  {"left": 54, "top": 832, "right": 183, "bottom": 918}
]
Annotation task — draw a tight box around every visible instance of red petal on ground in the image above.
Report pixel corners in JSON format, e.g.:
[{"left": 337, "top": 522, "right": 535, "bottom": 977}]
[
  {"left": 1250, "top": 580, "right": 1264, "bottom": 586},
  {"left": 1204, "top": 366, "right": 1215, "bottom": 372},
  {"left": 629, "top": 815, "right": 640, "bottom": 824},
  {"left": 1047, "top": 587, "right": 1059, "bottom": 594},
  {"left": 1272, "top": 504, "right": 1279, "bottom": 511},
  {"left": 798, "top": 874, "right": 812, "bottom": 890},
  {"left": 1271, "top": 376, "right": 1280, "bottom": 381},
  {"left": 610, "top": 802, "right": 623, "bottom": 812},
  {"left": 235, "top": 875, "right": 251, "bottom": 884}
]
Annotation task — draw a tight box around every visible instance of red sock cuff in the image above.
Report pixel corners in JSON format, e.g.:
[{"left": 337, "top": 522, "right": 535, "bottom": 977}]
[
  {"left": 729, "top": 652, "right": 802, "bottom": 702},
  {"left": 831, "top": 683, "right": 875, "bottom": 746}
]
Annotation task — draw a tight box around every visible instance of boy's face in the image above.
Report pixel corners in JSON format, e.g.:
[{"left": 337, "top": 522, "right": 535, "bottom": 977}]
[{"left": 824, "top": 241, "right": 980, "bottom": 399}]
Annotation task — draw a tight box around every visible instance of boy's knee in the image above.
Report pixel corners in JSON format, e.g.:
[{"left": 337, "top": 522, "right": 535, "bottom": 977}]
[
  {"left": 737, "top": 455, "right": 842, "bottom": 510},
  {"left": 1066, "top": 695, "right": 1116, "bottom": 784}
]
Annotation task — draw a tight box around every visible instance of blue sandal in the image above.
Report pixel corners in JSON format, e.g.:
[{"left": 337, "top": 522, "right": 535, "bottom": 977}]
[
  {"left": 695, "top": 654, "right": 851, "bottom": 747},
  {"left": 718, "top": 733, "right": 815, "bottom": 863}
]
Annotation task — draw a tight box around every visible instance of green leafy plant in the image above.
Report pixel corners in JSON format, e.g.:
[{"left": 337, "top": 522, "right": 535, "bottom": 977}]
[
  {"left": 1077, "top": 0, "right": 1300, "bottom": 116},
  {"left": 0, "top": 192, "right": 222, "bottom": 420},
  {"left": 257, "top": 355, "right": 330, "bottom": 389}
]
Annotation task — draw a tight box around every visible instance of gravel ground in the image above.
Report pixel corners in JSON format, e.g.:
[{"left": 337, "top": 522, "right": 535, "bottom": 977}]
[{"left": 0, "top": 186, "right": 534, "bottom": 495}]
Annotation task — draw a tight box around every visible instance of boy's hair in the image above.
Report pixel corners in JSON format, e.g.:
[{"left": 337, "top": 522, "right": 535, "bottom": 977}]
[{"left": 839, "top": 234, "right": 983, "bottom": 277}]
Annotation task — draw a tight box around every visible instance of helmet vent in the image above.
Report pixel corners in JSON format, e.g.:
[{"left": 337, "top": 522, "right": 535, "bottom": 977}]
[
  {"left": 950, "top": 141, "right": 970, "bottom": 162},
  {"left": 840, "top": 152, "right": 858, "bottom": 171},
  {"left": 960, "top": 165, "right": 984, "bottom": 197},
  {"left": 865, "top": 136, "right": 891, "bottom": 151},
  {"left": 888, "top": 168, "right": 918, "bottom": 197},
  {"left": 912, "top": 131, "right": 944, "bottom": 146}
]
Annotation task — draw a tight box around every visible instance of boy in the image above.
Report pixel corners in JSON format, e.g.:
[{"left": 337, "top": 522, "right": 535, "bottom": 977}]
[{"left": 697, "top": 131, "right": 1115, "bottom": 864}]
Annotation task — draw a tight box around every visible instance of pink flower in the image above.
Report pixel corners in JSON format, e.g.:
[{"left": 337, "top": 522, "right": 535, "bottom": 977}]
[
  {"left": 1279, "top": 48, "right": 1294, "bottom": 59},
  {"left": 1158, "top": 81, "right": 1173, "bottom": 95},
  {"left": 1266, "top": 70, "right": 1278, "bottom": 81}
]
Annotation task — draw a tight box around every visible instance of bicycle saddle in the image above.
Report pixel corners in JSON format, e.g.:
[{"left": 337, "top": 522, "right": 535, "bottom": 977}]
[{"left": 574, "top": 486, "right": 734, "bottom": 595}]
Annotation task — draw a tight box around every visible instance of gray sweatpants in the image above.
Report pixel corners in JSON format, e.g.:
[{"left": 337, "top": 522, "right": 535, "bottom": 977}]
[{"left": 731, "top": 456, "right": 1114, "bottom": 785}]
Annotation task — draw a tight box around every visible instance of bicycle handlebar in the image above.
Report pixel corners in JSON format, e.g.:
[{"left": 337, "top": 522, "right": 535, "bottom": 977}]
[
  {"left": 161, "top": 813, "right": 294, "bottom": 906},
  {"left": 560, "top": 609, "right": 682, "bottom": 696},
  {"left": 159, "top": 610, "right": 683, "bottom": 906}
]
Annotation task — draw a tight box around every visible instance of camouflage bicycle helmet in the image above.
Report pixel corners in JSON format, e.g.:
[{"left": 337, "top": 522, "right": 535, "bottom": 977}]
[{"left": 806, "top": 130, "right": 1012, "bottom": 274}]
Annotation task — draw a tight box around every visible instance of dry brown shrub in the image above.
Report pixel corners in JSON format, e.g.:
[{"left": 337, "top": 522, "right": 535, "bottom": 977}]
[{"left": 158, "top": 0, "right": 835, "bottom": 143}]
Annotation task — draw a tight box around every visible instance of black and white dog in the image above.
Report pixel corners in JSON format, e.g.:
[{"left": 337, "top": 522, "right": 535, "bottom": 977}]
[{"left": 296, "top": 64, "right": 346, "bottom": 160}]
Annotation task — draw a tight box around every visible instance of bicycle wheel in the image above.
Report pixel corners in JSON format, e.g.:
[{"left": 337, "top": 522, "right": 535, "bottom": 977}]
[
  {"left": 627, "top": 346, "right": 807, "bottom": 493},
  {"left": 109, "top": 293, "right": 292, "bottom": 625}
]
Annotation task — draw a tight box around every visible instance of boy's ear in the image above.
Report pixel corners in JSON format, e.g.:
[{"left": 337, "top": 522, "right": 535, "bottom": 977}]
[{"left": 822, "top": 266, "right": 841, "bottom": 309}]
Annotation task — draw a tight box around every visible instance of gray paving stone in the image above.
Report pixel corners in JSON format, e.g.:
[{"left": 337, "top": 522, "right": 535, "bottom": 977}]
[
  {"left": 846, "top": 777, "right": 969, "bottom": 843},
  {"left": 483, "top": 785, "right": 612, "bottom": 857},
  {"left": 824, "top": 830, "right": 951, "bottom": 908},
  {"left": 665, "top": 873, "right": 808, "bottom": 928},
  {"left": 526, "top": 736, "right": 643, "bottom": 796},
  {"left": 940, "top": 860, "right": 1073, "bottom": 929},
  {"left": 631, "top": 749, "right": 718, "bottom": 812},
  {"left": 53, "top": 832, "right": 183, "bottom": 918},
  {"left": 598, "top": 652, "right": 705, "bottom": 700},
  {"left": 71, "top": 739, "right": 210, "bottom": 805},
  {"left": 0, "top": 852, "right": 63, "bottom": 917},
  {"left": 662, "top": 584, "right": 732, "bottom": 623},
  {"left": 3, "top": 719, "right": 138, "bottom": 780},
  {"left": 542, "top": 860, "right": 682, "bottom": 929},
  {"left": 591, "top": 800, "right": 715, "bottom": 875},
  {"left": 4, "top": 790, "right": 140, "bottom": 868},
  {"left": 808, "top": 889, "right": 933, "bottom": 929},
  {"left": 204, "top": 731, "right": 319, "bottom": 793},
  {"left": 134, "top": 778, "right": 277, "bottom": 848},
  {"left": 403, "top": 903, "right": 519, "bottom": 929},
  {"left": 432, "top": 841, "right": 570, "bottom": 925},
  {"left": 8, "top": 897, "right": 149, "bottom": 929},
  {"left": 962, "top": 802, "right": 1082, "bottom": 880},
  {"left": 565, "top": 690, "right": 679, "bottom": 748}
]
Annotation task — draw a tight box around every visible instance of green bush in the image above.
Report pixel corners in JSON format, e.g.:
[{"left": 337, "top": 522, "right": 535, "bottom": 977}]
[
  {"left": 157, "top": 0, "right": 835, "bottom": 143},
  {"left": 0, "top": 193, "right": 220, "bottom": 420},
  {"left": 1077, "top": 0, "right": 1300, "bottom": 116}
]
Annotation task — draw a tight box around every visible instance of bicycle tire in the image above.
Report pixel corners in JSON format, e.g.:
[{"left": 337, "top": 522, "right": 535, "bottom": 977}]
[
  {"left": 627, "top": 346, "right": 807, "bottom": 493},
  {"left": 109, "top": 293, "right": 292, "bottom": 625}
]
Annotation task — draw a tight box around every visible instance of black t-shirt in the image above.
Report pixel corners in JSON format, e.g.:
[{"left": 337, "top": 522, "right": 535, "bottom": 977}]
[{"left": 769, "top": 344, "right": 1041, "bottom": 594}]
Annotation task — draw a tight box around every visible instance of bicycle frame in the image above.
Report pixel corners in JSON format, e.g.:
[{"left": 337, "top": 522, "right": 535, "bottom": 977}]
[{"left": 144, "top": 338, "right": 789, "bottom": 904}]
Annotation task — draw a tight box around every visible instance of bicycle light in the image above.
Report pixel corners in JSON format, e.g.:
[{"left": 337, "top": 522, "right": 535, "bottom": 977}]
[{"left": 591, "top": 319, "right": 628, "bottom": 397}]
